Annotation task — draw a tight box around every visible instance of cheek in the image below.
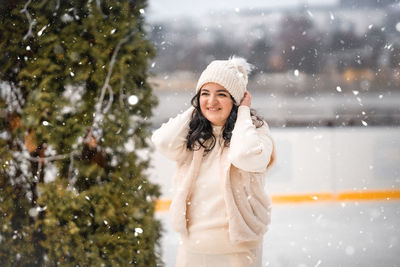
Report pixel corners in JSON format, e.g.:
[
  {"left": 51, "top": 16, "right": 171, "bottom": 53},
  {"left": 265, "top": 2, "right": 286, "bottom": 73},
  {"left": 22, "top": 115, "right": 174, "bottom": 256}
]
[
  {"left": 199, "top": 97, "right": 207, "bottom": 112},
  {"left": 222, "top": 102, "right": 233, "bottom": 117}
]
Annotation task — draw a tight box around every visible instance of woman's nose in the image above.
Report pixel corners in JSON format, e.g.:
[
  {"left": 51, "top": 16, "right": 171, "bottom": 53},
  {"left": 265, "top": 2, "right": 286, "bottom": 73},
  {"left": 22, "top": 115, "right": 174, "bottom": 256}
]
[{"left": 209, "top": 94, "right": 218, "bottom": 104}]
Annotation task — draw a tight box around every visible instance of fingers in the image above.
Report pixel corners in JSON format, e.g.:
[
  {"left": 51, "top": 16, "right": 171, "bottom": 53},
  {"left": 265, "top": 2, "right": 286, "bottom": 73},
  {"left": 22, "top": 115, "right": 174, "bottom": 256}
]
[
  {"left": 245, "top": 91, "right": 251, "bottom": 100},
  {"left": 240, "top": 91, "right": 252, "bottom": 107}
]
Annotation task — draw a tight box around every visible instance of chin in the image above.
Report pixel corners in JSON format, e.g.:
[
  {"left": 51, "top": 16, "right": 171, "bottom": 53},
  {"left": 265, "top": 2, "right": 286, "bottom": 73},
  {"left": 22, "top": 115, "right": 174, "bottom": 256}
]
[{"left": 209, "top": 120, "right": 224, "bottom": 126}]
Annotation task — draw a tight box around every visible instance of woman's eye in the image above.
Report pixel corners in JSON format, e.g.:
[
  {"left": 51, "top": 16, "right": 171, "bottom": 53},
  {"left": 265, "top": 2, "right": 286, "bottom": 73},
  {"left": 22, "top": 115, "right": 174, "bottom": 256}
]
[{"left": 219, "top": 94, "right": 227, "bottom": 97}]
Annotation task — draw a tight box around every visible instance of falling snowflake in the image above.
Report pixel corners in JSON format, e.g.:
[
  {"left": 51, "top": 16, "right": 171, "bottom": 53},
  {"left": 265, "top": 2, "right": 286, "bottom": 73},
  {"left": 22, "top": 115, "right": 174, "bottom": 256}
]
[
  {"left": 38, "top": 25, "right": 47, "bottom": 36},
  {"left": 128, "top": 95, "right": 139, "bottom": 105},
  {"left": 135, "top": 227, "right": 143, "bottom": 235},
  {"left": 124, "top": 139, "right": 135, "bottom": 152},
  {"left": 345, "top": 246, "right": 355, "bottom": 255}
]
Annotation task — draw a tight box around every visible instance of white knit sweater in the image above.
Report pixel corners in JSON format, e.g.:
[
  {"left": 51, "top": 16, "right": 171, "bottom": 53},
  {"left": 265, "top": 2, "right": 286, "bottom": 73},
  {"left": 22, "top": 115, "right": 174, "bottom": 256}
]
[
  {"left": 186, "top": 125, "right": 227, "bottom": 233},
  {"left": 152, "top": 105, "right": 276, "bottom": 247}
]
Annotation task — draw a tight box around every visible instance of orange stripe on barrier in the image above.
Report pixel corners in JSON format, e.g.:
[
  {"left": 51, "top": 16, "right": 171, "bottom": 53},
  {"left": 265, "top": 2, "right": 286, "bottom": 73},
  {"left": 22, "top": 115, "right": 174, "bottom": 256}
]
[
  {"left": 338, "top": 190, "right": 400, "bottom": 201},
  {"left": 271, "top": 192, "right": 334, "bottom": 203},
  {"left": 155, "top": 199, "right": 172, "bottom": 212},
  {"left": 155, "top": 190, "right": 400, "bottom": 212}
]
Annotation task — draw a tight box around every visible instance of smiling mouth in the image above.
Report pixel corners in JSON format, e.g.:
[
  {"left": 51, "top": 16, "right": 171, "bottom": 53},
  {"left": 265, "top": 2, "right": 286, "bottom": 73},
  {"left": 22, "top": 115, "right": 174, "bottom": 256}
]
[{"left": 207, "top": 108, "right": 221, "bottom": 111}]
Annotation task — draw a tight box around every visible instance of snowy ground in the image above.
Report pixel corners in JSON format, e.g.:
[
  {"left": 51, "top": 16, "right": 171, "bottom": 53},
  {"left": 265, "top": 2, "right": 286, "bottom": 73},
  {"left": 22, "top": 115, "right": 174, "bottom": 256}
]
[{"left": 156, "top": 201, "right": 400, "bottom": 267}]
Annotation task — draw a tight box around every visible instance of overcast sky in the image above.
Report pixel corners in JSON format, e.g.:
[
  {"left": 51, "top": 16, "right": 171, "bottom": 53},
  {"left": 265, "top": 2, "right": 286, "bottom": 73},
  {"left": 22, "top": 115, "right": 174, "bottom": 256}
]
[{"left": 147, "top": 0, "right": 339, "bottom": 21}]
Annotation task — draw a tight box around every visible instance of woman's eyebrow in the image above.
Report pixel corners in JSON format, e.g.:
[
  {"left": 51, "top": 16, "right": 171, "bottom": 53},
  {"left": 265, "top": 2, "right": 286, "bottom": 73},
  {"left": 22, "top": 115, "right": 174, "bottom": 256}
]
[{"left": 201, "top": 88, "right": 229, "bottom": 93}]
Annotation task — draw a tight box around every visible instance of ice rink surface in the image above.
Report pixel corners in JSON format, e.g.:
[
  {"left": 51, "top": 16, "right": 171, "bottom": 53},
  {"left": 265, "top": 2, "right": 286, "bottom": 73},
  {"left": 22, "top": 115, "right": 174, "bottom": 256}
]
[{"left": 156, "top": 201, "right": 400, "bottom": 267}]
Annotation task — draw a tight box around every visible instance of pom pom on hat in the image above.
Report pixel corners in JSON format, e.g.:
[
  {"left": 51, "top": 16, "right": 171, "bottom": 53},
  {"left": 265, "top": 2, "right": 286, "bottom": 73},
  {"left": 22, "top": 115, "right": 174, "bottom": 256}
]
[
  {"left": 195, "top": 56, "right": 254, "bottom": 104},
  {"left": 228, "top": 55, "right": 254, "bottom": 82}
]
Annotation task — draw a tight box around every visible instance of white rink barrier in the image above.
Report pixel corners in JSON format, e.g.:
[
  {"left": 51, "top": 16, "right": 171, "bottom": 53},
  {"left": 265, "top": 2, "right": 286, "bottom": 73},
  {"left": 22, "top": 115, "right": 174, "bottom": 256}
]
[
  {"left": 267, "top": 127, "right": 400, "bottom": 194},
  {"left": 149, "top": 127, "right": 400, "bottom": 206}
]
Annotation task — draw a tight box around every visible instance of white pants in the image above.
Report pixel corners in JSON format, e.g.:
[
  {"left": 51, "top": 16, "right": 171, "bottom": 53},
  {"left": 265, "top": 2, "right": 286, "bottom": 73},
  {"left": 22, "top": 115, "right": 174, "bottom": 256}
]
[{"left": 175, "top": 244, "right": 262, "bottom": 267}]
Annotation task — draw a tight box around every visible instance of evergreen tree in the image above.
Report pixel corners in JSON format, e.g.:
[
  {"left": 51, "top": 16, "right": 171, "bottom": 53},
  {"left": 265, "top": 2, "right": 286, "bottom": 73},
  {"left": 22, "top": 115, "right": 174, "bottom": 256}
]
[{"left": 0, "top": 0, "right": 161, "bottom": 265}]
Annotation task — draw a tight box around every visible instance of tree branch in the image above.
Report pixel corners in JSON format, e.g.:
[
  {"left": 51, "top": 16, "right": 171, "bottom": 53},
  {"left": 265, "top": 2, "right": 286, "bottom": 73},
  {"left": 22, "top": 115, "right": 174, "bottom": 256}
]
[
  {"left": 27, "top": 151, "right": 79, "bottom": 163},
  {"left": 93, "top": 30, "right": 136, "bottom": 122},
  {"left": 20, "top": 0, "right": 36, "bottom": 40}
]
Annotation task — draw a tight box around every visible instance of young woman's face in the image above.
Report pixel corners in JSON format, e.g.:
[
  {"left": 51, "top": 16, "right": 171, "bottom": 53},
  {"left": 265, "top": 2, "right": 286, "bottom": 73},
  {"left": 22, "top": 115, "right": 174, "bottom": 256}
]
[{"left": 199, "top": 82, "right": 233, "bottom": 126}]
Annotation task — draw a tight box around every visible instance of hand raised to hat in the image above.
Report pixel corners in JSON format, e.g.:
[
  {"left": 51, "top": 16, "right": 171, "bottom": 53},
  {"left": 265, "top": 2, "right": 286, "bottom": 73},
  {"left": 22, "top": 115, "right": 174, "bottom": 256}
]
[{"left": 239, "top": 91, "right": 251, "bottom": 107}]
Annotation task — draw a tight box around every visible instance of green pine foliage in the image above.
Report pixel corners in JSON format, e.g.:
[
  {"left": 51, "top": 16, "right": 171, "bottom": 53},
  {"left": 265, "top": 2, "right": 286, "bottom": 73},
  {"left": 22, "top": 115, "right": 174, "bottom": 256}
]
[{"left": 0, "top": 0, "right": 162, "bottom": 265}]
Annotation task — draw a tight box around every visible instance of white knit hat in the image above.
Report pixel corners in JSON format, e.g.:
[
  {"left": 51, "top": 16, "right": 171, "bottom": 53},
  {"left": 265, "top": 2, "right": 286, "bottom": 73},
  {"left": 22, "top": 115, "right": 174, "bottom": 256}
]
[{"left": 195, "top": 56, "right": 254, "bottom": 104}]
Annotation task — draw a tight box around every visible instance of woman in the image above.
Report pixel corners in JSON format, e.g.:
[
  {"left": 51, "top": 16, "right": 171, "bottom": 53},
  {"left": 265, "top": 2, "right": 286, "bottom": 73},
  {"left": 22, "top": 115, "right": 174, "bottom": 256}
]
[{"left": 152, "top": 56, "right": 275, "bottom": 267}]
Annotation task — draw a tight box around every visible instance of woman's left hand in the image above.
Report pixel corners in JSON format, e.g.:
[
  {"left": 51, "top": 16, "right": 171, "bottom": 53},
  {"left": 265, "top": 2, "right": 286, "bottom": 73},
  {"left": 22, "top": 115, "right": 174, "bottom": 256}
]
[{"left": 239, "top": 91, "right": 251, "bottom": 107}]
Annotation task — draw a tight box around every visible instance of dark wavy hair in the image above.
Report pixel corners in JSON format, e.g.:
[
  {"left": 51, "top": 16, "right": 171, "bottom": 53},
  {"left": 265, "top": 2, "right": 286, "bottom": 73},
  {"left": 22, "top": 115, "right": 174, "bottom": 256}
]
[{"left": 186, "top": 90, "right": 264, "bottom": 152}]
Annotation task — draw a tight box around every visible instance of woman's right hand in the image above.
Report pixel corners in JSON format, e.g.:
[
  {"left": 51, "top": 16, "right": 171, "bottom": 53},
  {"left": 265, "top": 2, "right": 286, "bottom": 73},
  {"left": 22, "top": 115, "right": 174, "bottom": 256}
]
[{"left": 239, "top": 91, "right": 252, "bottom": 107}]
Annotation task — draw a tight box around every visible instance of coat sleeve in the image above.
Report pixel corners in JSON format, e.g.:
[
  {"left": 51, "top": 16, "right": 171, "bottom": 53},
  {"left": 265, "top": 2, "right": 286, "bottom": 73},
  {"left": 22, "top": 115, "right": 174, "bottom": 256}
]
[
  {"left": 229, "top": 106, "right": 275, "bottom": 173},
  {"left": 151, "top": 106, "right": 194, "bottom": 163}
]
